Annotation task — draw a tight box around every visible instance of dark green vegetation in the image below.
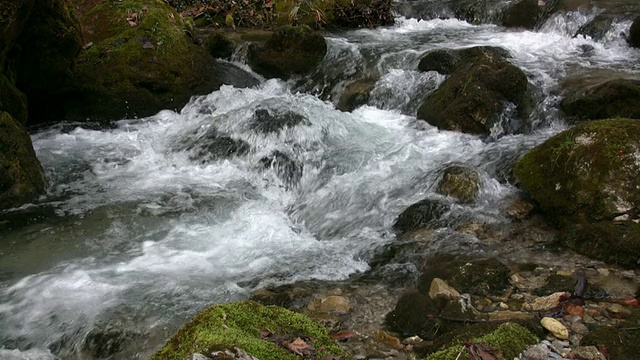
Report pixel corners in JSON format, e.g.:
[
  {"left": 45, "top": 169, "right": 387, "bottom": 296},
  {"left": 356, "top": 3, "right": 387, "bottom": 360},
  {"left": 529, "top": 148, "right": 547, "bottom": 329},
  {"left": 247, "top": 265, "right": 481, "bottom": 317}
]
[
  {"left": 248, "top": 25, "right": 327, "bottom": 79},
  {"left": 0, "top": 112, "right": 46, "bottom": 210},
  {"left": 514, "top": 119, "right": 640, "bottom": 227},
  {"left": 152, "top": 300, "right": 348, "bottom": 360},
  {"left": 417, "top": 46, "right": 530, "bottom": 135}
]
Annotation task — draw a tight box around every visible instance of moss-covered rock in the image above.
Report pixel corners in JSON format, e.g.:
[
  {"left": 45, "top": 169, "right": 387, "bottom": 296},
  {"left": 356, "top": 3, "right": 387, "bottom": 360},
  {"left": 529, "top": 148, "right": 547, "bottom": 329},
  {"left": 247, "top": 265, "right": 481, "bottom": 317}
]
[
  {"left": 337, "top": 78, "right": 376, "bottom": 112},
  {"left": 14, "top": 0, "right": 83, "bottom": 124},
  {"left": 0, "top": 73, "right": 28, "bottom": 124},
  {"left": 151, "top": 300, "right": 347, "bottom": 360},
  {"left": 418, "top": 46, "right": 511, "bottom": 75},
  {"left": 560, "top": 79, "right": 640, "bottom": 122},
  {"left": 204, "top": 30, "right": 235, "bottom": 59},
  {"left": 417, "top": 46, "right": 529, "bottom": 135},
  {"left": 582, "top": 309, "right": 640, "bottom": 360},
  {"left": 418, "top": 256, "right": 511, "bottom": 297},
  {"left": 425, "top": 323, "right": 538, "bottom": 360},
  {"left": 629, "top": 16, "right": 640, "bottom": 48},
  {"left": 502, "top": 0, "right": 540, "bottom": 29},
  {"left": 436, "top": 164, "right": 481, "bottom": 204},
  {"left": 248, "top": 25, "right": 326, "bottom": 80},
  {"left": 559, "top": 222, "right": 640, "bottom": 269},
  {"left": 393, "top": 198, "right": 450, "bottom": 235},
  {"left": 513, "top": 119, "right": 640, "bottom": 226},
  {"left": 0, "top": 0, "right": 35, "bottom": 69},
  {"left": 66, "top": 0, "right": 258, "bottom": 122},
  {"left": 0, "top": 111, "right": 46, "bottom": 210}
]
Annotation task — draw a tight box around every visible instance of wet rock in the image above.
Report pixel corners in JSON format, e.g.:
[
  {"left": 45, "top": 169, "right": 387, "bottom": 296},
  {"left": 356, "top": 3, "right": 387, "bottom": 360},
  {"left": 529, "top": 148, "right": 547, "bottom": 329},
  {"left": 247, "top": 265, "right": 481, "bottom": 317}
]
[
  {"left": 66, "top": 0, "right": 258, "bottom": 123},
  {"left": 575, "top": 15, "right": 614, "bottom": 41},
  {"left": 0, "top": 111, "right": 46, "bottom": 210},
  {"left": 260, "top": 151, "right": 303, "bottom": 188},
  {"left": 337, "top": 78, "right": 376, "bottom": 112},
  {"left": 418, "top": 46, "right": 511, "bottom": 75},
  {"left": 502, "top": 0, "right": 541, "bottom": 29},
  {"left": 559, "top": 222, "right": 640, "bottom": 269},
  {"left": 307, "top": 295, "right": 351, "bottom": 315},
  {"left": 419, "top": 256, "right": 511, "bottom": 297},
  {"left": 428, "top": 278, "right": 460, "bottom": 301},
  {"left": 514, "top": 119, "right": 640, "bottom": 227},
  {"left": 204, "top": 31, "right": 235, "bottom": 59},
  {"left": 582, "top": 310, "right": 640, "bottom": 359},
  {"left": 248, "top": 25, "right": 326, "bottom": 80},
  {"left": 83, "top": 323, "right": 145, "bottom": 359},
  {"left": 534, "top": 274, "right": 606, "bottom": 299},
  {"left": 504, "top": 196, "right": 535, "bottom": 221},
  {"left": 629, "top": 16, "right": 640, "bottom": 48},
  {"left": 178, "top": 127, "right": 250, "bottom": 163},
  {"left": 436, "top": 164, "right": 480, "bottom": 204},
  {"left": 560, "top": 79, "right": 640, "bottom": 121},
  {"left": 523, "top": 292, "right": 570, "bottom": 312},
  {"left": 417, "top": 46, "right": 530, "bottom": 135},
  {"left": 392, "top": 198, "right": 450, "bottom": 235},
  {"left": 251, "top": 108, "right": 309, "bottom": 133},
  {"left": 541, "top": 317, "right": 569, "bottom": 340}
]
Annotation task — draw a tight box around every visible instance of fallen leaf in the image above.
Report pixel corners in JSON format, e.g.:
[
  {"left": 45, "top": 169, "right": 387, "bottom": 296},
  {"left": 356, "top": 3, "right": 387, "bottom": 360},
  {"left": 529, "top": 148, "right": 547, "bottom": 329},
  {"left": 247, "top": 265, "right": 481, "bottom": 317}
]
[
  {"left": 464, "top": 341, "right": 504, "bottom": 360},
  {"left": 259, "top": 330, "right": 272, "bottom": 339},
  {"left": 331, "top": 331, "right": 356, "bottom": 341},
  {"left": 283, "top": 337, "right": 310, "bottom": 356}
]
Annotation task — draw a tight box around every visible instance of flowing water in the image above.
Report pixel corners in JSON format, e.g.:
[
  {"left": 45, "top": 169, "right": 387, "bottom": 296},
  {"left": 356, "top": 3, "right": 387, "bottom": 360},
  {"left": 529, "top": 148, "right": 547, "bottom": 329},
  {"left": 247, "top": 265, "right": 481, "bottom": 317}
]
[{"left": 1, "top": 4, "right": 640, "bottom": 359}]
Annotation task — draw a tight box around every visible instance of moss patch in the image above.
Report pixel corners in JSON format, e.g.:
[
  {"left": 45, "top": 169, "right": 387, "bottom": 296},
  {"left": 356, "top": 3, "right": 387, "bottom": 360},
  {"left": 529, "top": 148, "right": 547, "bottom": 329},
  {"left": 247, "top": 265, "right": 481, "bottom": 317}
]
[
  {"left": 152, "top": 300, "right": 347, "bottom": 360},
  {"left": 0, "top": 111, "right": 46, "bottom": 209},
  {"left": 513, "top": 119, "right": 640, "bottom": 226},
  {"left": 425, "top": 323, "right": 537, "bottom": 360}
]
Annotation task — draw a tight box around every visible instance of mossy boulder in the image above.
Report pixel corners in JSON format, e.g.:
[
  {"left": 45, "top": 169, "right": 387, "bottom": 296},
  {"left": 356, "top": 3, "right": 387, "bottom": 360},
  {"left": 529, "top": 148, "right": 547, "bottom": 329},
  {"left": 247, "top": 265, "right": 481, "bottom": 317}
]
[
  {"left": 272, "top": 0, "right": 394, "bottom": 29},
  {"left": 418, "top": 256, "right": 511, "bottom": 297},
  {"left": 425, "top": 323, "right": 538, "bottom": 360},
  {"left": 0, "top": 73, "right": 28, "bottom": 124},
  {"left": 151, "top": 300, "right": 347, "bottom": 360},
  {"left": 629, "top": 16, "right": 640, "bottom": 48},
  {"left": 502, "top": 0, "right": 541, "bottom": 29},
  {"left": 393, "top": 198, "right": 450, "bottom": 235},
  {"left": 418, "top": 46, "right": 511, "bottom": 75},
  {"left": 436, "top": 164, "right": 481, "bottom": 204},
  {"left": 417, "top": 46, "right": 530, "bottom": 135},
  {"left": 559, "top": 222, "right": 640, "bottom": 269},
  {"left": 66, "top": 0, "right": 258, "bottom": 122},
  {"left": 248, "top": 25, "right": 327, "bottom": 80},
  {"left": 337, "top": 78, "right": 376, "bottom": 112},
  {"left": 560, "top": 79, "right": 640, "bottom": 122},
  {"left": 0, "top": 111, "right": 46, "bottom": 210},
  {"left": 582, "top": 309, "right": 640, "bottom": 359},
  {"left": 14, "top": 0, "right": 83, "bottom": 124},
  {"left": 513, "top": 119, "right": 640, "bottom": 226},
  {"left": 204, "top": 31, "right": 235, "bottom": 59}
]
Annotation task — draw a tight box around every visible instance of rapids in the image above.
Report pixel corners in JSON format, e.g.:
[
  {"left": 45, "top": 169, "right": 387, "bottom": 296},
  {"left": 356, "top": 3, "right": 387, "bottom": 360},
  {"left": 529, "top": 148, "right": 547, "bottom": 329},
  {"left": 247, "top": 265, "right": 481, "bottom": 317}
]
[{"left": 1, "top": 4, "right": 640, "bottom": 359}]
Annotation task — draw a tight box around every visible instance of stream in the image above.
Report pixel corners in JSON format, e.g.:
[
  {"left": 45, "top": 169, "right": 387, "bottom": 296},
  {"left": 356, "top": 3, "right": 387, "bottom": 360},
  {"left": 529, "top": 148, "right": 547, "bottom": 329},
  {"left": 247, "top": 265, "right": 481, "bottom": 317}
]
[{"left": 1, "top": 3, "right": 640, "bottom": 359}]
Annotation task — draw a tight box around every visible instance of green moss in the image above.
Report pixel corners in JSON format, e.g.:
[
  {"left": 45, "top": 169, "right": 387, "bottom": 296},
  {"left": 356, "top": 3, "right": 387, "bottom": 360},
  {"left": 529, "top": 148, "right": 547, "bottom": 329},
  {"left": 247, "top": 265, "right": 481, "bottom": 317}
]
[
  {"left": 204, "top": 31, "right": 235, "bottom": 59},
  {"left": 514, "top": 119, "right": 640, "bottom": 226},
  {"left": 425, "top": 323, "right": 537, "bottom": 360},
  {"left": 152, "top": 300, "right": 347, "bottom": 360}
]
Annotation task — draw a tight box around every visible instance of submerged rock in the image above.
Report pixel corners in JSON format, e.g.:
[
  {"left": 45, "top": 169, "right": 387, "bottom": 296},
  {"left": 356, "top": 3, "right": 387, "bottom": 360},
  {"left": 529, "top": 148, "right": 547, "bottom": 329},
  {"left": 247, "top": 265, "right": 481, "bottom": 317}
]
[
  {"left": 152, "top": 301, "right": 346, "bottom": 360},
  {"left": 559, "top": 222, "right": 640, "bottom": 269},
  {"left": 178, "top": 127, "right": 250, "bottom": 163},
  {"left": 392, "top": 198, "right": 450, "bottom": 235},
  {"left": 260, "top": 151, "right": 303, "bottom": 189},
  {"left": 248, "top": 25, "right": 327, "bottom": 80},
  {"left": 514, "top": 119, "right": 640, "bottom": 226},
  {"left": 436, "top": 164, "right": 481, "bottom": 204},
  {"left": 0, "top": 111, "right": 46, "bottom": 210},
  {"left": 560, "top": 78, "right": 640, "bottom": 122},
  {"left": 337, "top": 78, "right": 376, "bottom": 112},
  {"left": 417, "top": 46, "right": 530, "bottom": 135},
  {"left": 251, "top": 108, "right": 309, "bottom": 133},
  {"left": 419, "top": 256, "right": 511, "bottom": 297},
  {"left": 575, "top": 14, "right": 614, "bottom": 41}
]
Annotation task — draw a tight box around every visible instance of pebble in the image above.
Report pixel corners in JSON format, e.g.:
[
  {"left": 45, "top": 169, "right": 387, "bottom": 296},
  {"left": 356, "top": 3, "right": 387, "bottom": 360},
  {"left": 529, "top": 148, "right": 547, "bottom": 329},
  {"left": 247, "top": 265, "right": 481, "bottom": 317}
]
[
  {"left": 523, "top": 292, "right": 569, "bottom": 311},
  {"left": 541, "top": 317, "right": 570, "bottom": 340},
  {"left": 499, "top": 302, "right": 509, "bottom": 310}
]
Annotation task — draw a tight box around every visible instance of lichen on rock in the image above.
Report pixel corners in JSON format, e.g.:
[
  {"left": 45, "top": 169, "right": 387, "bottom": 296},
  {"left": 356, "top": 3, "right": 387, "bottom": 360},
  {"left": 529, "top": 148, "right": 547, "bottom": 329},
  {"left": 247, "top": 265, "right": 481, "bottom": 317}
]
[{"left": 151, "top": 300, "right": 347, "bottom": 360}]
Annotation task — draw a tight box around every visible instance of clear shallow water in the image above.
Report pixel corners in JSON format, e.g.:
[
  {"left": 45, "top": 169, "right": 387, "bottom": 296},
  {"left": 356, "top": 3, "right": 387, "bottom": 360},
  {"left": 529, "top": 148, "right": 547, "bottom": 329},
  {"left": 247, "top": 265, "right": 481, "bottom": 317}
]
[{"left": 1, "top": 9, "right": 640, "bottom": 360}]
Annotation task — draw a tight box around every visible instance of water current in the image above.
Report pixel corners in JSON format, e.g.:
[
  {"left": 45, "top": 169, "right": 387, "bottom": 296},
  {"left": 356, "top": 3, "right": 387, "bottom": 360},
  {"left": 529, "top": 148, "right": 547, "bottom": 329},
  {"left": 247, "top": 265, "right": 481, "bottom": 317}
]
[{"left": 1, "top": 5, "right": 640, "bottom": 360}]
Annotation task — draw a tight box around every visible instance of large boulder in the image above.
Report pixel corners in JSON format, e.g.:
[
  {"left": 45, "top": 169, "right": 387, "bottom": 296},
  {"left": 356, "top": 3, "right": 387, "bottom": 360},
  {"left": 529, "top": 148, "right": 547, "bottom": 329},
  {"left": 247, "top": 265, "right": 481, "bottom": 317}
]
[
  {"left": 436, "top": 164, "right": 481, "bottom": 204},
  {"left": 248, "top": 25, "right": 327, "bottom": 80},
  {"left": 14, "top": 0, "right": 83, "bottom": 124},
  {"left": 514, "top": 119, "right": 640, "bottom": 226},
  {"left": 560, "top": 78, "right": 640, "bottom": 122},
  {"left": 417, "top": 46, "right": 530, "bottom": 135},
  {"left": 0, "top": 73, "right": 28, "bottom": 124},
  {"left": 65, "top": 0, "right": 258, "bottom": 122},
  {"left": 559, "top": 222, "right": 640, "bottom": 269},
  {"left": 0, "top": 0, "right": 35, "bottom": 68},
  {"left": 629, "top": 16, "right": 640, "bottom": 48},
  {"left": 151, "top": 300, "right": 346, "bottom": 360},
  {"left": 418, "top": 46, "right": 511, "bottom": 75},
  {"left": 0, "top": 111, "right": 46, "bottom": 210},
  {"left": 393, "top": 198, "right": 450, "bottom": 235},
  {"left": 502, "top": 0, "right": 541, "bottom": 29}
]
